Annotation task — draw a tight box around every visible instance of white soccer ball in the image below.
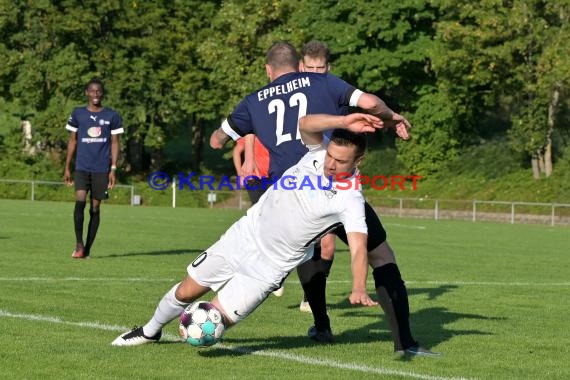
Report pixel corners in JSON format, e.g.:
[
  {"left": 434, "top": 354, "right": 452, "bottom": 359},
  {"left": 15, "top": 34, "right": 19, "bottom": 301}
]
[{"left": 179, "top": 301, "right": 225, "bottom": 347}]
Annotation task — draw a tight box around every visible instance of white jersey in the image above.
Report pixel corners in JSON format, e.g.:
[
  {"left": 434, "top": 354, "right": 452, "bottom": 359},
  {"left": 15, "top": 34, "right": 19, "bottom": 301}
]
[
  {"left": 245, "top": 144, "right": 367, "bottom": 272},
  {"left": 187, "top": 143, "right": 367, "bottom": 322}
]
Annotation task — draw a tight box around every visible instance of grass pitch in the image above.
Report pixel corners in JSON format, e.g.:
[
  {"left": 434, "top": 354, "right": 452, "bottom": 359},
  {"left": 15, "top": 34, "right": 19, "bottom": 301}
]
[{"left": 0, "top": 199, "right": 568, "bottom": 379}]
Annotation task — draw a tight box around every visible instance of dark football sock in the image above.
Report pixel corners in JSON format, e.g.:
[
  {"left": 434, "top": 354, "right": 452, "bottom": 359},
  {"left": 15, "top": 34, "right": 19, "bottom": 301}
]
[
  {"left": 301, "top": 272, "right": 330, "bottom": 332},
  {"left": 373, "top": 263, "right": 417, "bottom": 350},
  {"left": 73, "top": 201, "right": 86, "bottom": 246},
  {"left": 297, "top": 245, "right": 331, "bottom": 332},
  {"left": 322, "top": 258, "right": 333, "bottom": 277},
  {"left": 84, "top": 208, "right": 100, "bottom": 256}
]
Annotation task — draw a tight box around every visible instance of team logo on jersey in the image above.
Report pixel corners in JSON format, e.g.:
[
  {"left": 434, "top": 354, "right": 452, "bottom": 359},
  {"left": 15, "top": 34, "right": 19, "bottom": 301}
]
[
  {"left": 99, "top": 119, "right": 106, "bottom": 126},
  {"left": 324, "top": 185, "right": 337, "bottom": 199},
  {"left": 87, "top": 127, "right": 102, "bottom": 137}
]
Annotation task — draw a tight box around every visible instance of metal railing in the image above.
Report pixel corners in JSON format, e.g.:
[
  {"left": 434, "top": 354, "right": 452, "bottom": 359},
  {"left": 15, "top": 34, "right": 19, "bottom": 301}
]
[
  {"left": 1, "top": 178, "right": 569, "bottom": 226},
  {"left": 0, "top": 179, "right": 135, "bottom": 204},
  {"left": 367, "top": 197, "right": 570, "bottom": 226}
]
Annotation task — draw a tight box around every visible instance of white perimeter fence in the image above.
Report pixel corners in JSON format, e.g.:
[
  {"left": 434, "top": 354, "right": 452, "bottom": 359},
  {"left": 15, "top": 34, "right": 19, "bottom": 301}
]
[
  {"left": 1, "top": 178, "right": 569, "bottom": 226},
  {"left": 0, "top": 179, "right": 135, "bottom": 204}
]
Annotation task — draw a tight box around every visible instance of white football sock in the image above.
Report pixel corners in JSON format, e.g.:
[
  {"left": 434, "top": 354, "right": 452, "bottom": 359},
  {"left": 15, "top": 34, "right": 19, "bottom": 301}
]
[{"left": 143, "top": 282, "right": 188, "bottom": 337}]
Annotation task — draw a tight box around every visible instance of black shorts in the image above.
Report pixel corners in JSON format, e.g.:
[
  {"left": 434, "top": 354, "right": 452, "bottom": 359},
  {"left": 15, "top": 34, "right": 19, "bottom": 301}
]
[
  {"left": 333, "top": 201, "right": 387, "bottom": 252},
  {"left": 74, "top": 171, "right": 109, "bottom": 200},
  {"left": 245, "top": 178, "right": 266, "bottom": 205}
]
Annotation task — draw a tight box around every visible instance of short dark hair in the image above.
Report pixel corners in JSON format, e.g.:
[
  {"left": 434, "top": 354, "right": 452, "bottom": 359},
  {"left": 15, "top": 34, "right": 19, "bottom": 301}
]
[
  {"left": 266, "top": 42, "right": 299, "bottom": 70},
  {"left": 330, "top": 129, "right": 367, "bottom": 158},
  {"left": 301, "top": 40, "right": 330, "bottom": 64},
  {"left": 85, "top": 78, "right": 105, "bottom": 92}
]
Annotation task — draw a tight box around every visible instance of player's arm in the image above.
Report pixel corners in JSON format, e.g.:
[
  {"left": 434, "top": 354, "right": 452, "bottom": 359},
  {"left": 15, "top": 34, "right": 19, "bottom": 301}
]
[
  {"left": 241, "top": 134, "right": 260, "bottom": 178},
  {"left": 64, "top": 131, "right": 77, "bottom": 186},
  {"left": 356, "top": 93, "right": 411, "bottom": 140},
  {"left": 299, "top": 113, "right": 383, "bottom": 145},
  {"left": 232, "top": 141, "right": 244, "bottom": 175},
  {"left": 210, "top": 127, "right": 231, "bottom": 149},
  {"left": 109, "top": 133, "right": 120, "bottom": 189},
  {"left": 346, "top": 232, "right": 378, "bottom": 307}
]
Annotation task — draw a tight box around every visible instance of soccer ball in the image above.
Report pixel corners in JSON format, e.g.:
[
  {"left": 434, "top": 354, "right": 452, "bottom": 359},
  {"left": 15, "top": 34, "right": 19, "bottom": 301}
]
[{"left": 179, "top": 301, "right": 225, "bottom": 347}]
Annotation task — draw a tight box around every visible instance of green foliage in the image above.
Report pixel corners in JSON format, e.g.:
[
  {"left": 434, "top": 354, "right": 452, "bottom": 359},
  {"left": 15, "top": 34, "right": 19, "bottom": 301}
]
[
  {"left": 0, "top": 0, "right": 569, "bottom": 201},
  {"left": 397, "top": 89, "right": 461, "bottom": 174}
]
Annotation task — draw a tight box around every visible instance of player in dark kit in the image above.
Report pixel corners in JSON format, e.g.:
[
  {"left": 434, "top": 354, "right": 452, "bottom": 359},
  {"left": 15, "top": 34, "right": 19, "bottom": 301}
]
[
  {"left": 211, "top": 42, "right": 438, "bottom": 356},
  {"left": 64, "top": 78, "right": 123, "bottom": 259}
]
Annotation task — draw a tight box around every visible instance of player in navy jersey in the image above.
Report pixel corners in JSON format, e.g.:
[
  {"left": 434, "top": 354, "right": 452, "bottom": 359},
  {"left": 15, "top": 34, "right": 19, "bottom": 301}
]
[
  {"left": 210, "top": 42, "right": 438, "bottom": 356},
  {"left": 64, "top": 78, "right": 124, "bottom": 259}
]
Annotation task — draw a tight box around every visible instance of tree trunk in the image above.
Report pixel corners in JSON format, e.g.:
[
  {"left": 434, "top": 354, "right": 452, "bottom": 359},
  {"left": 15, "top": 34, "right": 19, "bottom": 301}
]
[
  {"left": 22, "top": 119, "right": 35, "bottom": 155},
  {"left": 544, "top": 86, "right": 560, "bottom": 177},
  {"left": 531, "top": 153, "right": 540, "bottom": 179},
  {"left": 537, "top": 150, "right": 546, "bottom": 175},
  {"left": 191, "top": 117, "right": 204, "bottom": 172}
]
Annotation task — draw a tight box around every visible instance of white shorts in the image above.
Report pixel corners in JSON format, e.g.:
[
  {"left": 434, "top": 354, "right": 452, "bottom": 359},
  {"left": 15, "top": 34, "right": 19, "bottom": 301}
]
[{"left": 187, "top": 216, "right": 287, "bottom": 323}]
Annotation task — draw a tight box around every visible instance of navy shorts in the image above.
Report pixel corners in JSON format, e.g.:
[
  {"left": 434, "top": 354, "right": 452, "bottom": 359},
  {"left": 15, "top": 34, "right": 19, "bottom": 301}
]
[{"left": 74, "top": 171, "right": 109, "bottom": 200}]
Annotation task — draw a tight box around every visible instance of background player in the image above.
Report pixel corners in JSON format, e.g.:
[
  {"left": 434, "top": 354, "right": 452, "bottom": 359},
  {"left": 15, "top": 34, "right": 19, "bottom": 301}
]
[
  {"left": 64, "top": 78, "right": 123, "bottom": 259},
  {"left": 232, "top": 135, "right": 270, "bottom": 205},
  {"left": 210, "top": 42, "right": 437, "bottom": 356},
  {"left": 297, "top": 40, "right": 336, "bottom": 312},
  {"left": 112, "top": 112, "right": 381, "bottom": 346}
]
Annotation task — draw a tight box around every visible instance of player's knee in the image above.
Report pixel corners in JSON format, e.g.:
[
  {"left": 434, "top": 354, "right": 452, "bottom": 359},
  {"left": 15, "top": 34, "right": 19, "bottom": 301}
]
[
  {"left": 176, "top": 276, "right": 209, "bottom": 303},
  {"left": 320, "top": 245, "right": 335, "bottom": 260},
  {"left": 75, "top": 189, "right": 87, "bottom": 202},
  {"left": 368, "top": 242, "right": 396, "bottom": 268}
]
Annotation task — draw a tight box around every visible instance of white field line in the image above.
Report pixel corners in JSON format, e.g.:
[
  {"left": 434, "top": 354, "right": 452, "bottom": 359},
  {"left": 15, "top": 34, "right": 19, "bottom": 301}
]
[
  {"left": 0, "top": 309, "right": 471, "bottom": 380},
  {"left": 0, "top": 277, "right": 568, "bottom": 287},
  {"left": 385, "top": 223, "right": 427, "bottom": 230}
]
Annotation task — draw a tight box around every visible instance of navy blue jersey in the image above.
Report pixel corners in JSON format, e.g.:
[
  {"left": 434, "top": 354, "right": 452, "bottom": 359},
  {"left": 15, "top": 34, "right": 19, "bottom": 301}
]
[
  {"left": 66, "top": 107, "right": 124, "bottom": 172},
  {"left": 222, "top": 72, "right": 362, "bottom": 178}
]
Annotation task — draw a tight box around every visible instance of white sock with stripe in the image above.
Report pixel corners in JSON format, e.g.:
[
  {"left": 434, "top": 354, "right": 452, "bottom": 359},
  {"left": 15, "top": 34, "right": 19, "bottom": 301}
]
[{"left": 143, "top": 282, "right": 188, "bottom": 337}]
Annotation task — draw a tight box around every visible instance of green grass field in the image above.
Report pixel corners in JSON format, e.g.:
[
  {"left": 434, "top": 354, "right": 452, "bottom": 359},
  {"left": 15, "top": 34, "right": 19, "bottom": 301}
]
[{"left": 0, "top": 199, "right": 568, "bottom": 379}]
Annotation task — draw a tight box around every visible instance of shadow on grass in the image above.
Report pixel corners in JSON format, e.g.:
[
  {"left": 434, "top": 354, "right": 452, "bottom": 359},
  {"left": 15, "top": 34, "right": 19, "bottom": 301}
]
[
  {"left": 195, "top": 304, "right": 501, "bottom": 359},
  {"left": 102, "top": 249, "right": 205, "bottom": 258},
  {"left": 202, "top": 284, "right": 502, "bottom": 359}
]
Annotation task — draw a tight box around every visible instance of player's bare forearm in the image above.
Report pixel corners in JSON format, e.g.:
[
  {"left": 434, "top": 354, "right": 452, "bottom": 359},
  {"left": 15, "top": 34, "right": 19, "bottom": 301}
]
[
  {"left": 300, "top": 114, "right": 382, "bottom": 145},
  {"left": 357, "top": 93, "right": 412, "bottom": 140},
  {"left": 347, "top": 232, "right": 378, "bottom": 307},
  {"left": 243, "top": 134, "right": 255, "bottom": 168},
  {"left": 232, "top": 144, "right": 244, "bottom": 174},
  {"left": 111, "top": 134, "right": 120, "bottom": 167},
  {"left": 64, "top": 133, "right": 77, "bottom": 185},
  {"left": 210, "top": 128, "right": 231, "bottom": 149},
  {"left": 357, "top": 93, "right": 394, "bottom": 120},
  {"left": 65, "top": 133, "right": 77, "bottom": 170}
]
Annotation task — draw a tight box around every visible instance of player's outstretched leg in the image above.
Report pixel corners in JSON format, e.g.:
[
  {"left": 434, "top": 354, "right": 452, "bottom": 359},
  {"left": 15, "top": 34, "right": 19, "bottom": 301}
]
[
  {"left": 297, "top": 248, "right": 333, "bottom": 343},
  {"left": 112, "top": 282, "right": 188, "bottom": 346},
  {"left": 373, "top": 262, "right": 440, "bottom": 357}
]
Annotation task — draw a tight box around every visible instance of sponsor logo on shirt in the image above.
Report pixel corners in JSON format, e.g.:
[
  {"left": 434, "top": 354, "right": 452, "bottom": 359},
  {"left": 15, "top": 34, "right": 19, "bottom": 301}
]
[{"left": 87, "top": 127, "right": 102, "bottom": 137}]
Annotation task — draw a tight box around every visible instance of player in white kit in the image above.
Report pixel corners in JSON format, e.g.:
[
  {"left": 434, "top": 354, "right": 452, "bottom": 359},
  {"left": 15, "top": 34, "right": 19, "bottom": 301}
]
[{"left": 112, "top": 112, "right": 383, "bottom": 346}]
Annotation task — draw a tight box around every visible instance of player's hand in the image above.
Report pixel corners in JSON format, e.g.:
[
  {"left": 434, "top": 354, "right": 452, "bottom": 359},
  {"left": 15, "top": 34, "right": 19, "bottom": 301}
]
[
  {"left": 342, "top": 113, "right": 384, "bottom": 133},
  {"left": 385, "top": 113, "right": 411, "bottom": 140},
  {"left": 64, "top": 169, "right": 73, "bottom": 186},
  {"left": 240, "top": 159, "right": 260, "bottom": 184},
  {"left": 108, "top": 171, "right": 116, "bottom": 189},
  {"left": 349, "top": 289, "right": 378, "bottom": 307}
]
